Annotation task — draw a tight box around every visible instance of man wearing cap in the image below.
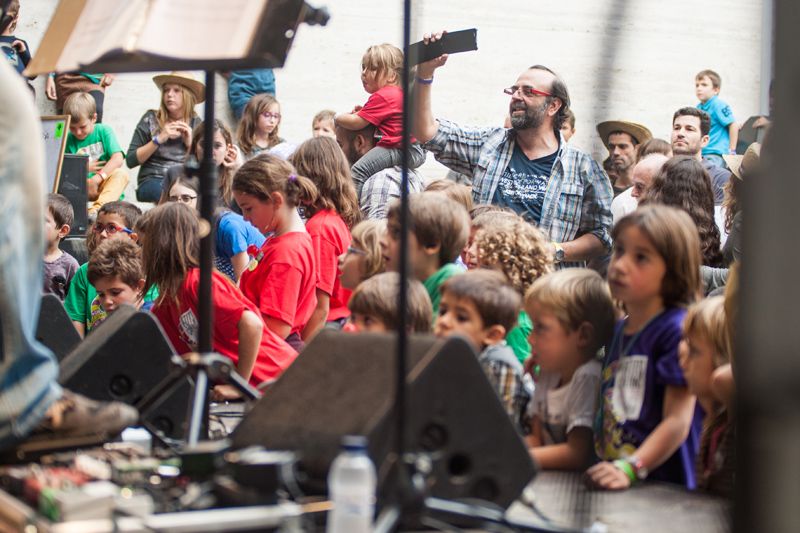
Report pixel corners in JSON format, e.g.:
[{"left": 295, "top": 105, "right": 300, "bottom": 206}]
[
  {"left": 412, "top": 33, "right": 612, "bottom": 268},
  {"left": 126, "top": 71, "right": 205, "bottom": 202},
  {"left": 671, "top": 107, "right": 731, "bottom": 205},
  {"left": 596, "top": 120, "right": 652, "bottom": 196}
]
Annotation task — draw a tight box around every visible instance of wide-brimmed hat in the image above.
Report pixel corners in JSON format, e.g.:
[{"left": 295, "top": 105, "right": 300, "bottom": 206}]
[
  {"left": 596, "top": 120, "right": 653, "bottom": 146},
  {"left": 723, "top": 142, "right": 761, "bottom": 180},
  {"left": 153, "top": 71, "right": 205, "bottom": 104}
]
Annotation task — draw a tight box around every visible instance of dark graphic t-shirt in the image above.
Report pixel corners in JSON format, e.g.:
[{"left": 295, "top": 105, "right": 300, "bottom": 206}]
[{"left": 492, "top": 145, "right": 557, "bottom": 224}]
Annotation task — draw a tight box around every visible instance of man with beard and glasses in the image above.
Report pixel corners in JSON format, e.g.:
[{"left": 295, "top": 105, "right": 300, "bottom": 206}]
[
  {"left": 671, "top": 107, "right": 731, "bottom": 205},
  {"left": 412, "top": 32, "right": 612, "bottom": 268},
  {"left": 596, "top": 120, "right": 652, "bottom": 196}
]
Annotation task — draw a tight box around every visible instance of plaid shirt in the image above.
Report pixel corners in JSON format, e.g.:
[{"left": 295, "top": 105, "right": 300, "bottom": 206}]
[
  {"left": 359, "top": 166, "right": 425, "bottom": 220},
  {"left": 424, "top": 119, "right": 613, "bottom": 268},
  {"left": 480, "top": 343, "right": 531, "bottom": 434}
]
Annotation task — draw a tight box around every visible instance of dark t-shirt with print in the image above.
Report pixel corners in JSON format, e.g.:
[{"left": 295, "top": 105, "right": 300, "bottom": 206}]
[{"left": 492, "top": 144, "right": 557, "bottom": 224}]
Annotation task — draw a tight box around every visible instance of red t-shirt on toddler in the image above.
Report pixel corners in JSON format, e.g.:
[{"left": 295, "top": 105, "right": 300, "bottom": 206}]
[
  {"left": 306, "top": 209, "right": 352, "bottom": 322},
  {"left": 152, "top": 268, "right": 298, "bottom": 386},
  {"left": 239, "top": 231, "right": 317, "bottom": 336},
  {"left": 357, "top": 85, "right": 416, "bottom": 148}
]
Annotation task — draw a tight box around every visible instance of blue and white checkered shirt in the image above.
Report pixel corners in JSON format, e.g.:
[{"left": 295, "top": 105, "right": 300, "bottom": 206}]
[{"left": 424, "top": 119, "right": 613, "bottom": 268}]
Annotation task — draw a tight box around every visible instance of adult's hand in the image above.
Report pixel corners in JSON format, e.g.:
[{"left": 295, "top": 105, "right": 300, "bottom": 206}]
[{"left": 417, "top": 31, "right": 450, "bottom": 79}]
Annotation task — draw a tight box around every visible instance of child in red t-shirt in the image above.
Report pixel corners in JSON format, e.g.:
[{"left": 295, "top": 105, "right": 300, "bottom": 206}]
[
  {"left": 334, "top": 43, "right": 426, "bottom": 195},
  {"left": 232, "top": 154, "right": 318, "bottom": 352},
  {"left": 141, "top": 203, "right": 298, "bottom": 400},
  {"left": 289, "top": 137, "right": 362, "bottom": 338}
]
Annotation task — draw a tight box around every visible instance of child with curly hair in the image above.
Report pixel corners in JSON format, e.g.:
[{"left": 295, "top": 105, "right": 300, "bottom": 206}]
[{"left": 468, "top": 216, "right": 554, "bottom": 363}]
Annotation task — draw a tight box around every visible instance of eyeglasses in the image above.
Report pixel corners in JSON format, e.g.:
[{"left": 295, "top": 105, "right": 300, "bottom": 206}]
[
  {"left": 93, "top": 222, "right": 133, "bottom": 235},
  {"left": 169, "top": 194, "right": 198, "bottom": 204},
  {"left": 346, "top": 245, "right": 367, "bottom": 256},
  {"left": 503, "top": 85, "right": 553, "bottom": 98},
  {"left": 260, "top": 112, "right": 281, "bottom": 121}
]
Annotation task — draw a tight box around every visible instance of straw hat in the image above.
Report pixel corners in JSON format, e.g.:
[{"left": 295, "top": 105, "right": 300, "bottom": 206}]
[
  {"left": 723, "top": 142, "right": 761, "bottom": 180},
  {"left": 596, "top": 120, "right": 653, "bottom": 146},
  {"left": 152, "top": 71, "right": 205, "bottom": 104}
]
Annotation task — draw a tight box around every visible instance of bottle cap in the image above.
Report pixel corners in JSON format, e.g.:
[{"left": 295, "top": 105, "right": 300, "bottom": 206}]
[{"left": 341, "top": 435, "right": 368, "bottom": 451}]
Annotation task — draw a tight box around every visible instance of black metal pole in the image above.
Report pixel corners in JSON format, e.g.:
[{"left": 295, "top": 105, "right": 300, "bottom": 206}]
[
  {"left": 187, "top": 70, "right": 217, "bottom": 445},
  {"left": 394, "top": 0, "right": 413, "bottom": 489}
]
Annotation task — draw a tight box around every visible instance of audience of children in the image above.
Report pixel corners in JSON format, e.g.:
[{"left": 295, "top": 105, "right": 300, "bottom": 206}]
[
  {"left": 525, "top": 269, "right": 616, "bottom": 470},
  {"left": 334, "top": 43, "right": 426, "bottom": 195},
  {"left": 434, "top": 269, "right": 530, "bottom": 433},
  {"left": 384, "top": 192, "right": 470, "bottom": 317},
  {"left": 28, "top": 38, "right": 744, "bottom": 503},
  {"left": 232, "top": 154, "right": 318, "bottom": 351},
  {"left": 347, "top": 272, "right": 431, "bottom": 333},
  {"left": 140, "top": 203, "right": 297, "bottom": 399},
  {"left": 290, "top": 137, "right": 361, "bottom": 335},
  {"left": 127, "top": 71, "right": 204, "bottom": 202},
  {"left": 43, "top": 193, "right": 79, "bottom": 300},
  {"left": 63, "top": 92, "right": 129, "bottom": 217}
]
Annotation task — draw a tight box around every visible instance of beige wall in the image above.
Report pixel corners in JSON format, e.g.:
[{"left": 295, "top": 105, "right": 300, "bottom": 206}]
[{"left": 18, "top": 0, "right": 765, "bottom": 197}]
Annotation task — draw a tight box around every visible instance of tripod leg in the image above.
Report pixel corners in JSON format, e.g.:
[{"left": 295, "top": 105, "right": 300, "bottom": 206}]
[{"left": 186, "top": 369, "right": 209, "bottom": 445}]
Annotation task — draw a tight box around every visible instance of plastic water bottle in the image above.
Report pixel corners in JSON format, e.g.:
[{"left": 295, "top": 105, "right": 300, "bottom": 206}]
[{"left": 326, "top": 435, "right": 376, "bottom": 533}]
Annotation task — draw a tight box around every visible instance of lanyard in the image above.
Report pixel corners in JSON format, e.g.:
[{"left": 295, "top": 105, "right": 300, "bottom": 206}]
[{"left": 607, "top": 310, "right": 666, "bottom": 362}]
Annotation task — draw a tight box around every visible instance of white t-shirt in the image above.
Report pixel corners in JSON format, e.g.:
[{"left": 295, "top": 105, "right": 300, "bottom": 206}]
[
  {"left": 611, "top": 187, "right": 637, "bottom": 225},
  {"left": 530, "top": 359, "right": 601, "bottom": 445}
]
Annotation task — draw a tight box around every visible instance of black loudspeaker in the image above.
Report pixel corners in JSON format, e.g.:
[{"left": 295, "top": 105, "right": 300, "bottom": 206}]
[
  {"left": 59, "top": 236, "right": 89, "bottom": 266},
  {"left": 58, "top": 305, "right": 192, "bottom": 439},
  {"left": 231, "top": 330, "right": 536, "bottom": 509},
  {"left": 57, "top": 154, "right": 89, "bottom": 237},
  {"left": 36, "top": 294, "right": 81, "bottom": 362}
]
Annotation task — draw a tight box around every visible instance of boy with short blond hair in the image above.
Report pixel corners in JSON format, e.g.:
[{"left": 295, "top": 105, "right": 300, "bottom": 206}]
[
  {"left": 695, "top": 69, "right": 737, "bottom": 166},
  {"left": 311, "top": 109, "right": 336, "bottom": 138},
  {"left": 384, "top": 192, "right": 469, "bottom": 316},
  {"left": 347, "top": 272, "right": 432, "bottom": 333},
  {"left": 524, "top": 268, "right": 616, "bottom": 470},
  {"left": 43, "top": 193, "right": 79, "bottom": 299},
  {"left": 435, "top": 269, "right": 530, "bottom": 433},
  {"left": 63, "top": 91, "right": 129, "bottom": 217},
  {"left": 87, "top": 238, "right": 148, "bottom": 320}
]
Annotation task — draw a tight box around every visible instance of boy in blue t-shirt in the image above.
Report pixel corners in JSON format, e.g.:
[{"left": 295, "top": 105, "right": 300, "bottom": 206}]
[
  {"left": 695, "top": 69, "right": 737, "bottom": 167},
  {"left": 63, "top": 92, "right": 129, "bottom": 217}
]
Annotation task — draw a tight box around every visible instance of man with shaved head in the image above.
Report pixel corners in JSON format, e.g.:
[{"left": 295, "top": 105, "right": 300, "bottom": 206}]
[
  {"left": 412, "top": 32, "right": 612, "bottom": 268},
  {"left": 610, "top": 153, "right": 669, "bottom": 223}
]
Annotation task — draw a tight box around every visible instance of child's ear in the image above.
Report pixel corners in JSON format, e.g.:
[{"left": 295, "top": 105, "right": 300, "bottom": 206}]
[
  {"left": 270, "top": 190, "right": 284, "bottom": 209},
  {"left": 128, "top": 231, "right": 139, "bottom": 243},
  {"left": 576, "top": 321, "right": 595, "bottom": 350},
  {"left": 422, "top": 242, "right": 442, "bottom": 257},
  {"left": 57, "top": 224, "right": 71, "bottom": 239},
  {"left": 135, "top": 278, "right": 146, "bottom": 295},
  {"left": 91, "top": 113, "right": 98, "bottom": 123},
  {"left": 484, "top": 324, "right": 507, "bottom": 345}
]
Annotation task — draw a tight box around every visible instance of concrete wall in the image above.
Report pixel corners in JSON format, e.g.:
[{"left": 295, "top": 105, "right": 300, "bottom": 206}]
[{"left": 17, "top": 0, "right": 765, "bottom": 197}]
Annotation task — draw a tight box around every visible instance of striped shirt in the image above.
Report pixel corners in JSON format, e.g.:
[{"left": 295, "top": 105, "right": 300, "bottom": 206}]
[{"left": 424, "top": 119, "right": 614, "bottom": 268}]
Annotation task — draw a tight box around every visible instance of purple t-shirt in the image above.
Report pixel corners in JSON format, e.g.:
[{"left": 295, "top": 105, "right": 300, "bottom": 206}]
[{"left": 595, "top": 307, "right": 703, "bottom": 489}]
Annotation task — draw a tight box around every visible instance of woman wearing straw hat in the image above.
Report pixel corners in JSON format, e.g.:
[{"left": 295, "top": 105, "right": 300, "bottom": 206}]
[{"left": 126, "top": 71, "right": 205, "bottom": 202}]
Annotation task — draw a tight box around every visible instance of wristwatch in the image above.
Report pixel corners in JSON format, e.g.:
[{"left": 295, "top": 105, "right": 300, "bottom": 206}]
[
  {"left": 553, "top": 242, "right": 565, "bottom": 263},
  {"left": 626, "top": 455, "right": 649, "bottom": 481},
  {"left": 152, "top": 135, "right": 162, "bottom": 147}
]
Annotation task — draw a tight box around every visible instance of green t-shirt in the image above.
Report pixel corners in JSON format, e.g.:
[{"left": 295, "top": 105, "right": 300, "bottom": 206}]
[
  {"left": 65, "top": 123, "right": 123, "bottom": 178},
  {"left": 506, "top": 310, "right": 532, "bottom": 364},
  {"left": 64, "top": 262, "right": 159, "bottom": 333},
  {"left": 423, "top": 263, "right": 463, "bottom": 318}
]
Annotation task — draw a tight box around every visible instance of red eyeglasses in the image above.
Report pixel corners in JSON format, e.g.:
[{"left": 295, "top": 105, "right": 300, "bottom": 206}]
[{"left": 503, "top": 85, "right": 553, "bottom": 98}]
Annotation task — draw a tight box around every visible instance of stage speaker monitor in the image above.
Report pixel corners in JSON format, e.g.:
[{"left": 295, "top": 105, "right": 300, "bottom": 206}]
[
  {"left": 57, "top": 154, "right": 89, "bottom": 237},
  {"left": 36, "top": 293, "right": 81, "bottom": 362},
  {"left": 58, "top": 305, "right": 192, "bottom": 439},
  {"left": 231, "top": 330, "right": 536, "bottom": 509}
]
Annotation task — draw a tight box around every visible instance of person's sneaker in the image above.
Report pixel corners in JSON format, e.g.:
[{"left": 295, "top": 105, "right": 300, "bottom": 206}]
[{"left": 32, "top": 390, "right": 139, "bottom": 439}]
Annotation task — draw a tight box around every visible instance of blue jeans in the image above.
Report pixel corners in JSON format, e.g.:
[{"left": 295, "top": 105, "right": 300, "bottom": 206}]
[
  {"left": 702, "top": 153, "right": 727, "bottom": 169},
  {"left": 136, "top": 177, "right": 164, "bottom": 203},
  {"left": 0, "top": 63, "right": 62, "bottom": 450}
]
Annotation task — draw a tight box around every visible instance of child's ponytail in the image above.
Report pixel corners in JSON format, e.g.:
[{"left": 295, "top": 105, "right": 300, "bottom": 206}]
[{"left": 232, "top": 153, "right": 318, "bottom": 209}]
